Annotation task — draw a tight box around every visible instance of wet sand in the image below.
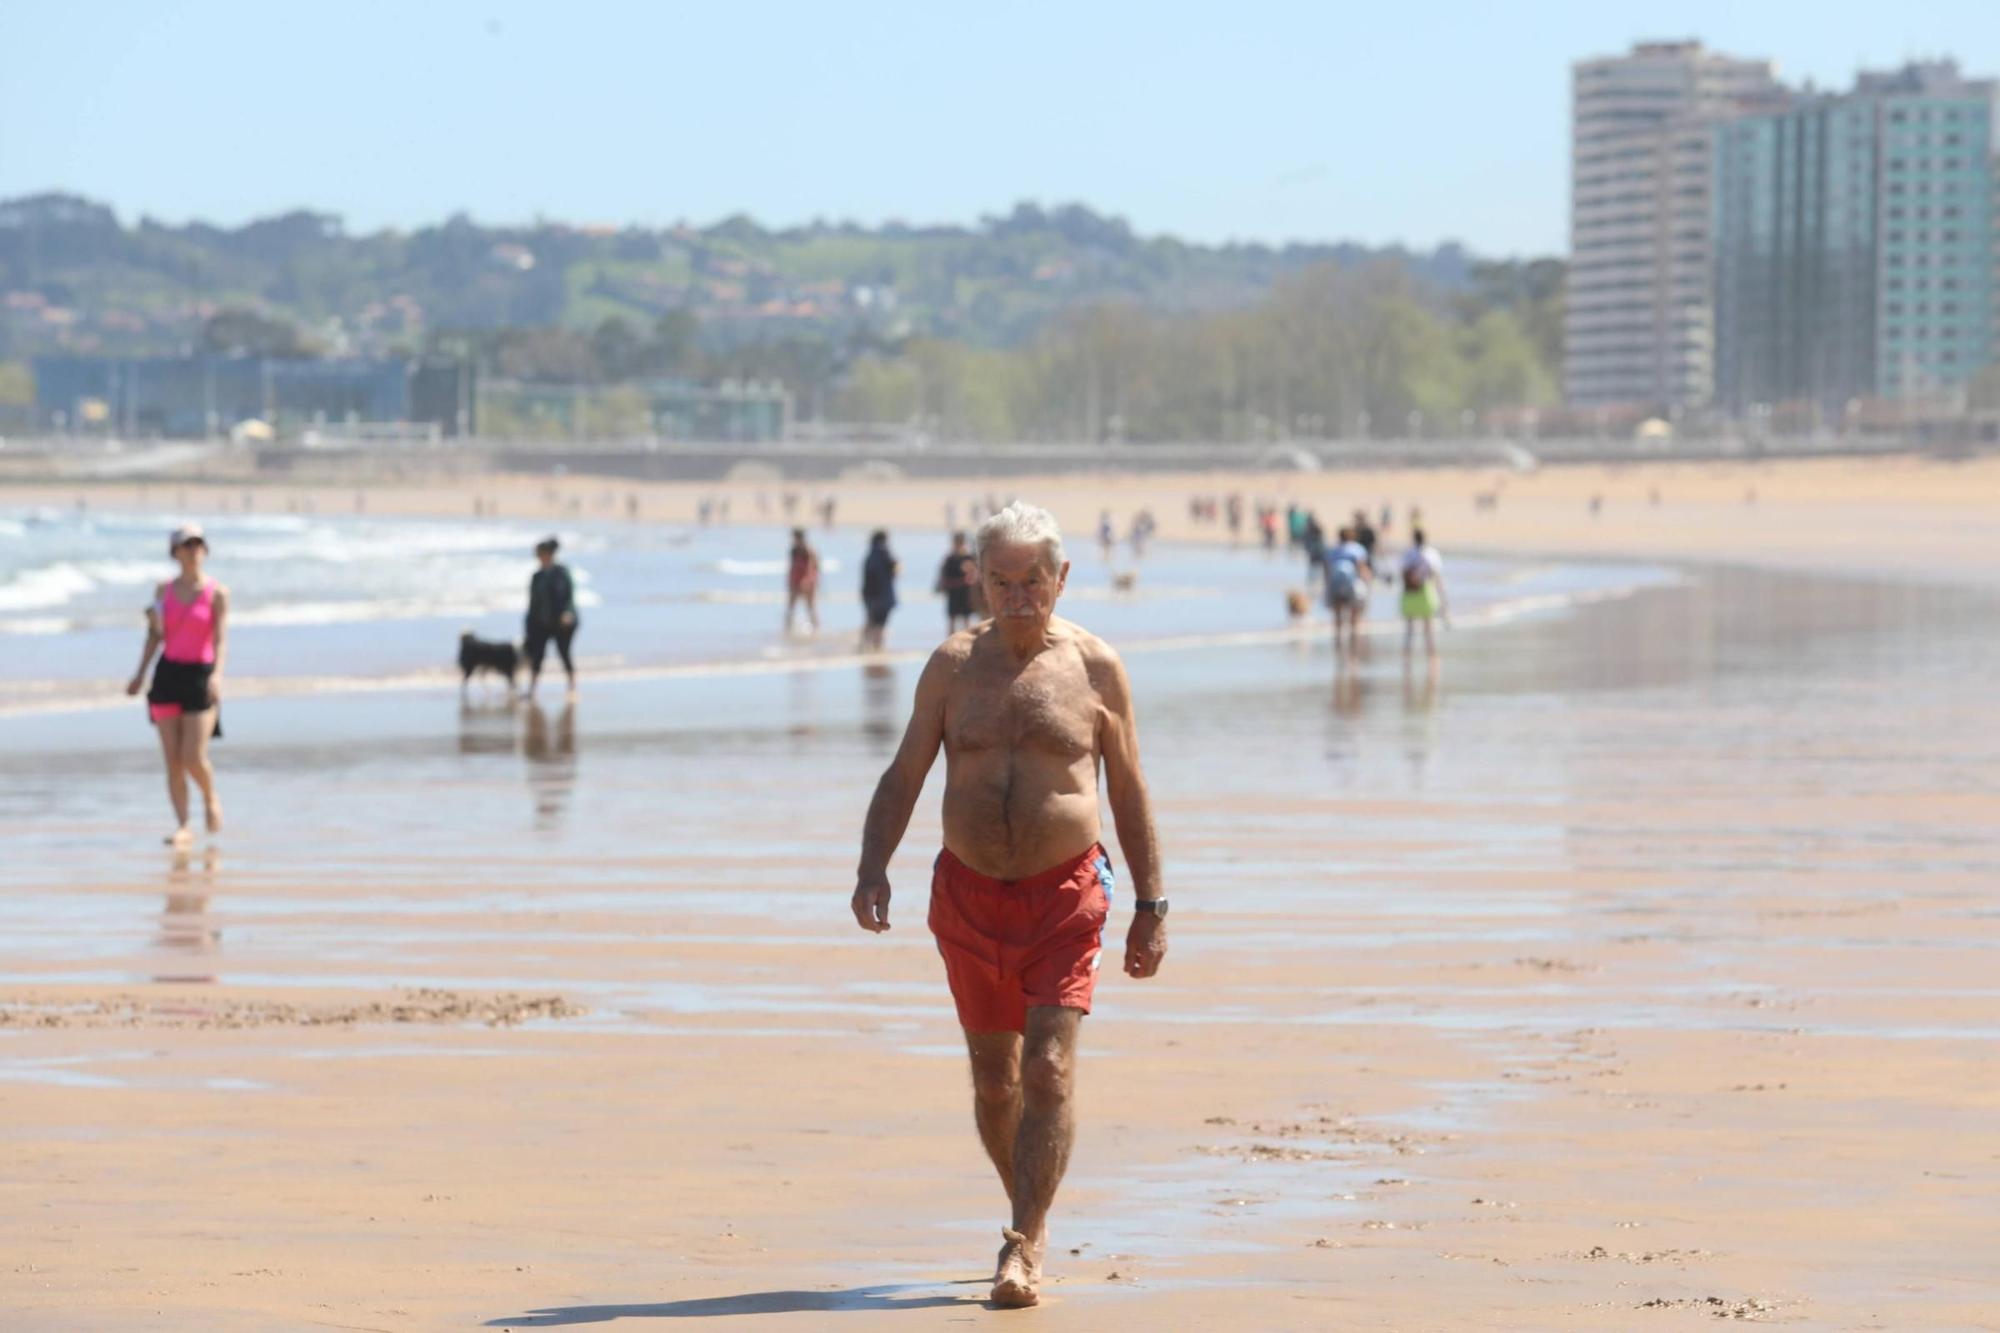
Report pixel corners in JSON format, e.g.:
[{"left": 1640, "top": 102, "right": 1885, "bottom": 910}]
[{"left": 3, "top": 458, "right": 1999, "bottom": 1328}]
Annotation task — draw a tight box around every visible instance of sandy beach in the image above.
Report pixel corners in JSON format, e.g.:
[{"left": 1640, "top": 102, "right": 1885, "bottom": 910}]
[{"left": 3, "top": 454, "right": 1998, "bottom": 1329}]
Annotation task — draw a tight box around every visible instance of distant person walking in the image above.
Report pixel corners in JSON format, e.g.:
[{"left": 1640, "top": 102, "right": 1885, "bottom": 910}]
[
  {"left": 126, "top": 524, "right": 229, "bottom": 848},
  {"left": 785, "top": 527, "right": 821, "bottom": 635},
  {"left": 1129, "top": 509, "right": 1155, "bottom": 559},
  {"left": 937, "top": 531, "right": 978, "bottom": 633},
  {"left": 1324, "top": 525, "right": 1372, "bottom": 660},
  {"left": 1097, "top": 511, "right": 1116, "bottom": 561},
  {"left": 1398, "top": 527, "right": 1449, "bottom": 662},
  {"left": 1301, "top": 511, "right": 1326, "bottom": 579},
  {"left": 525, "top": 537, "right": 580, "bottom": 698},
  {"left": 860, "top": 529, "right": 900, "bottom": 651}
]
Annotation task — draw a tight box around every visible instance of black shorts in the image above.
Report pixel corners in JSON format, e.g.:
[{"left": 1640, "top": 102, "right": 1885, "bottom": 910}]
[
  {"left": 147, "top": 658, "right": 222, "bottom": 737},
  {"left": 946, "top": 587, "right": 973, "bottom": 617},
  {"left": 524, "top": 623, "right": 576, "bottom": 670},
  {"left": 864, "top": 601, "right": 894, "bottom": 629},
  {"left": 148, "top": 658, "right": 213, "bottom": 712}
]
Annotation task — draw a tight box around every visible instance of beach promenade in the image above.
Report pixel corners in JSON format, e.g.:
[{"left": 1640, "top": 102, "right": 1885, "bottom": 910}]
[{"left": 1, "top": 455, "right": 1996, "bottom": 1329}]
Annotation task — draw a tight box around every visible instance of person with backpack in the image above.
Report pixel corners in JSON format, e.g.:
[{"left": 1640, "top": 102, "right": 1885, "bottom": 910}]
[
  {"left": 1322, "top": 525, "right": 1372, "bottom": 660},
  {"left": 1398, "top": 527, "right": 1449, "bottom": 662}
]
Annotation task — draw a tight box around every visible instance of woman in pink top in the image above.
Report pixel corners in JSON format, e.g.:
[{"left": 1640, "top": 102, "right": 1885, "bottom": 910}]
[{"left": 125, "top": 523, "right": 231, "bottom": 848}]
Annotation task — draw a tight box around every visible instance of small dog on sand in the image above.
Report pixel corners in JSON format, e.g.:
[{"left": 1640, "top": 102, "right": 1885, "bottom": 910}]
[
  {"left": 458, "top": 631, "right": 520, "bottom": 694},
  {"left": 1112, "top": 571, "right": 1138, "bottom": 594},
  {"left": 1285, "top": 589, "right": 1311, "bottom": 621}
]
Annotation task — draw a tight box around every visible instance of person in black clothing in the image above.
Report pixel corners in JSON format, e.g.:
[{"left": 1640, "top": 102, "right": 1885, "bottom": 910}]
[
  {"left": 936, "top": 530, "right": 977, "bottom": 633},
  {"left": 526, "top": 537, "right": 579, "bottom": 698},
  {"left": 860, "top": 530, "right": 899, "bottom": 652}
]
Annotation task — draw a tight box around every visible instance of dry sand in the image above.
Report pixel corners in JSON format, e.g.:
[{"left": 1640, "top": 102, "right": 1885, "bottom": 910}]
[
  {"left": 11, "top": 448, "right": 1999, "bottom": 580},
  {"left": 3, "top": 453, "right": 1998, "bottom": 1329}
]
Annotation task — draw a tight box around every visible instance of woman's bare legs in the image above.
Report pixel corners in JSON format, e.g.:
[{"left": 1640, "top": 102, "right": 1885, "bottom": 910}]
[
  {"left": 155, "top": 719, "right": 191, "bottom": 845},
  {"left": 179, "top": 711, "right": 220, "bottom": 834}
]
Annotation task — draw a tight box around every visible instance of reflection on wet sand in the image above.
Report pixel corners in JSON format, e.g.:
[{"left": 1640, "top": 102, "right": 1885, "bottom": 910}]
[
  {"left": 1401, "top": 657, "right": 1442, "bottom": 783},
  {"left": 156, "top": 847, "right": 221, "bottom": 984},
  {"left": 457, "top": 700, "right": 517, "bottom": 756},
  {"left": 523, "top": 702, "right": 577, "bottom": 831},
  {"left": 860, "top": 662, "right": 900, "bottom": 750}
]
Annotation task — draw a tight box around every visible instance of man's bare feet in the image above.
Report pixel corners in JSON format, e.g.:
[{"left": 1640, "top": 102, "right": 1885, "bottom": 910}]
[
  {"left": 166, "top": 825, "right": 193, "bottom": 849},
  {"left": 204, "top": 801, "right": 223, "bottom": 835},
  {"left": 991, "top": 1227, "right": 1040, "bottom": 1308}
]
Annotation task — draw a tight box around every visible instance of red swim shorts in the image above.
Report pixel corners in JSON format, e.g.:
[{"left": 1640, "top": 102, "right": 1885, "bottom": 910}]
[{"left": 927, "top": 843, "right": 1113, "bottom": 1033}]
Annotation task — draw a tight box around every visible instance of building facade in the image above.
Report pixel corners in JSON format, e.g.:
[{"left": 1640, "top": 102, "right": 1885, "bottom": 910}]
[
  {"left": 30, "top": 354, "right": 468, "bottom": 438},
  {"left": 1566, "top": 41, "right": 1786, "bottom": 410},
  {"left": 1712, "top": 62, "right": 1998, "bottom": 415}
]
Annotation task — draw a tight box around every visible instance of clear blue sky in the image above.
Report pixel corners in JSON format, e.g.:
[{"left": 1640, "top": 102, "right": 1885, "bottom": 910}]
[{"left": 1, "top": 1, "right": 1992, "bottom": 257}]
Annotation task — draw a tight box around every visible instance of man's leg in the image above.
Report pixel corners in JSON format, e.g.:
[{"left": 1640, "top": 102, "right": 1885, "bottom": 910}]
[
  {"left": 963, "top": 1030, "right": 1023, "bottom": 1198},
  {"left": 987, "top": 1006, "right": 1079, "bottom": 1308},
  {"left": 1011, "top": 1005, "right": 1081, "bottom": 1254}
]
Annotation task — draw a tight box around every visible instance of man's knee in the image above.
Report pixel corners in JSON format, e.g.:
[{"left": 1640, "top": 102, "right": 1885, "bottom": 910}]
[
  {"left": 1020, "top": 1038, "right": 1075, "bottom": 1105},
  {"left": 971, "top": 1064, "right": 1019, "bottom": 1107}
]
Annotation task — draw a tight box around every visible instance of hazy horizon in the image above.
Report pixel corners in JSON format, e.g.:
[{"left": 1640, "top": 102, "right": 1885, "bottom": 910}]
[{"left": 2, "top": 0, "right": 1995, "bottom": 258}]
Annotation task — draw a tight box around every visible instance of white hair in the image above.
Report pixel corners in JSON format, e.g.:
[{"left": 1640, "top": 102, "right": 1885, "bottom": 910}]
[{"left": 976, "top": 501, "right": 1065, "bottom": 572}]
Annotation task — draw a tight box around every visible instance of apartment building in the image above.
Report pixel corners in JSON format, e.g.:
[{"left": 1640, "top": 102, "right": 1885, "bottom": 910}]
[{"left": 1566, "top": 41, "right": 1785, "bottom": 410}]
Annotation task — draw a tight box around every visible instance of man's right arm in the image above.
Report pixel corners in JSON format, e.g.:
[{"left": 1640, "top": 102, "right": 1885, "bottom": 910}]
[{"left": 852, "top": 645, "right": 954, "bottom": 933}]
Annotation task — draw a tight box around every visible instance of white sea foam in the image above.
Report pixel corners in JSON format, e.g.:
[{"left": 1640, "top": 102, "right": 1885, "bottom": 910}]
[
  {"left": 0, "top": 616, "right": 70, "bottom": 635},
  {"left": 0, "top": 580, "right": 1659, "bottom": 721},
  {"left": 0, "top": 563, "right": 98, "bottom": 612},
  {"left": 0, "top": 559, "right": 183, "bottom": 614},
  {"left": 713, "top": 557, "right": 841, "bottom": 577},
  {"left": 230, "top": 586, "right": 602, "bottom": 629}
]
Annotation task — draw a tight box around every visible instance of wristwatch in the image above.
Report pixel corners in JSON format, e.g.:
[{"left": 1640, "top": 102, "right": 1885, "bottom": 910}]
[{"left": 1133, "top": 899, "right": 1168, "bottom": 918}]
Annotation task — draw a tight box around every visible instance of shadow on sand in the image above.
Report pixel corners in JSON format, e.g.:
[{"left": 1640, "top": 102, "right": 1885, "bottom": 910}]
[{"left": 486, "top": 1282, "right": 985, "bottom": 1325}]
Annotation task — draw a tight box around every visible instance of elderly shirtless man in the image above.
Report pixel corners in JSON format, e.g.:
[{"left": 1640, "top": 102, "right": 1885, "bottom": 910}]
[{"left": 852, "top": 500, "right": 1167, "bottom": 1308}]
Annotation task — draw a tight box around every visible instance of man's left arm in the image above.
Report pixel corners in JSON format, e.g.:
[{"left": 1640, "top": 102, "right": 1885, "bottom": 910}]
[{"left": 1096, "top": 648, "right": 1166, "bottom": 979}]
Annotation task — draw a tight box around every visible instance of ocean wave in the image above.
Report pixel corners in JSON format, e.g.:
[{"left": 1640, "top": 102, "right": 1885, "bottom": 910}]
[
  {"left": 231, "top": 586, "right": 602, "bottom": 629},
  {"left": 0, "top": 616, "right": 72, "bottom": 635},
  {"left": 0, "top": 558, "right": 168, "bottom": 613},
  {"left": 695, "top": 590, "right": 786, "bottom": 605},
  {"left": 711, "top": 557, "right": 842, "bottom": 577},
  {"left": 0, "top": 519, "right": 26, "bottom": 539},
  {"left": 0, "top": 563, "right": 98, "bottom": 612},
  {"left": 0, "top": 580, "right": 1665, "bottom": 722}
]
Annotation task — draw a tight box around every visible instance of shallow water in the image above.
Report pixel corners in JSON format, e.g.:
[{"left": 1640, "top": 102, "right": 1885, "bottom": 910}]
[
  {"left": 1, "top": 551, "right": 1994, "bottom": 1047},
  {"left": 2, "top": 504, "right": 1669, "bottom": 706}
]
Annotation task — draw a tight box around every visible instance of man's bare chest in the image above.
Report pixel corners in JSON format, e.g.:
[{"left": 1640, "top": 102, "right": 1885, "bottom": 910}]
[{"left": 946, "top": 664, "right": 1097, "bottom": 759}]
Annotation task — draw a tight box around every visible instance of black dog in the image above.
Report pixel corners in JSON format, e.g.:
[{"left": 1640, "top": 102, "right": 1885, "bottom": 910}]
[{"left": 458, "top": 631, "right": 520, "bottom": 694}]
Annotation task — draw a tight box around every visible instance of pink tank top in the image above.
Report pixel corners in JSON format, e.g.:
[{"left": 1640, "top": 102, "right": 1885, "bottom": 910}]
[{"left": 159, "top": 582, "right": 217, "bottom": 664}]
